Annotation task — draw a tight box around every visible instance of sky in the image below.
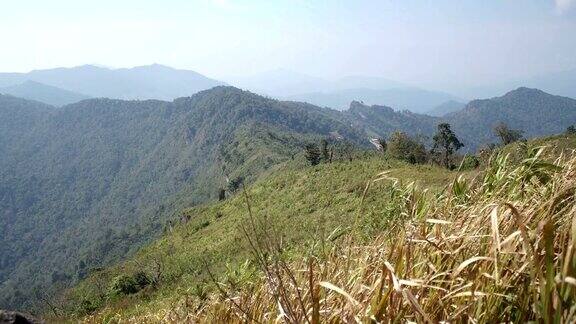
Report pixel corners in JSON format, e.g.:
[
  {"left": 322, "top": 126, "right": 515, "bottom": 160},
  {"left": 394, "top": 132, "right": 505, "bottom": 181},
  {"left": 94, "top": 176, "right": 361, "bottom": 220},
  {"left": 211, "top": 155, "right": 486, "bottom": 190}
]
[{"left": 0, "top": 0, "right": 575, "bottom": 90}]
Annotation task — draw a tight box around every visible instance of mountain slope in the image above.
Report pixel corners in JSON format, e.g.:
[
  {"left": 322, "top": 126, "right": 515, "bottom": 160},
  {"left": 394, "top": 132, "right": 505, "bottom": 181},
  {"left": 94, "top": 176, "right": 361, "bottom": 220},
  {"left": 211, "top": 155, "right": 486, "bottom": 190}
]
[
  {"left": 446, "top": 87, "right": 576, "bottom": 149},
  {"left": 0, "top": 64, "right": 225, "bottom": 101},
  {"left": 67, "top": 134, "right": 576, "bottom": 322},
  {"left": 0, "top": 81, "right": 90, "bottom": 106},
  {"left": 426, "top": 100, "right": 465, "bottom": 116},
  {"left": 344, "top": 101, "right": 439, "bottom": 138},
  {"left": 65, "top": 155, "right": 457, "bottom": 320},
  {"left": 0, "top": 87, "right": 365, "bottom": 310}
]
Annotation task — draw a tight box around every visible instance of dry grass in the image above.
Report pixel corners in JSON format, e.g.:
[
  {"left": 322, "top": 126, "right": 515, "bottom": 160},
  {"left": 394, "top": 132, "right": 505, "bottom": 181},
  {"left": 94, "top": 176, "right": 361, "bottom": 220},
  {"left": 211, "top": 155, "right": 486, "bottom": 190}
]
[{"left": 85, "top": 147, "right": 576, "bottom": 323}]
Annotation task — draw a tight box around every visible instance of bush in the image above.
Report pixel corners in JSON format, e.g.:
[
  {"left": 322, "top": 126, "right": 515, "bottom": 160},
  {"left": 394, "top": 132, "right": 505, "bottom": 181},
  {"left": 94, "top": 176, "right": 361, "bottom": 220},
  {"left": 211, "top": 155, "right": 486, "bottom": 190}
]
[
  {"left": 133, "top": 271, "right": 151, "bottom": 289},
  {"left": 387, "top": 131, "right": 427, "bottom": 164},
  {"left": 108, "top": 274, "right": 139, "bottom": 296},
  {"left": 78, "top": 299, "right": 98, "bottom": 315},
  {"left": 459, "top": 155, "right": 480, "bottom": 170}
]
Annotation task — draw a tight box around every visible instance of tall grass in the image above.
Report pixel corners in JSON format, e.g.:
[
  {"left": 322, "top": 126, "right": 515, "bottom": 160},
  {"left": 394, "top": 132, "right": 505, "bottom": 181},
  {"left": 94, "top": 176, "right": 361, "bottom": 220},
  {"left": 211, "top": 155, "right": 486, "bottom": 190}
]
[{"left": 86, "top": 147, "right": 576, "bottom": 322}]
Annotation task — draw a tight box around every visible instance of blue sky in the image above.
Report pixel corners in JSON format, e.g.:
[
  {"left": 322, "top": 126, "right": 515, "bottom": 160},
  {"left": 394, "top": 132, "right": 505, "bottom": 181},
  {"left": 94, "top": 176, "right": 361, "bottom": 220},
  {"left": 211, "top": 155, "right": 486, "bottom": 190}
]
[{"left": 0, "top": 0, "right": 574, "bottom": 89}]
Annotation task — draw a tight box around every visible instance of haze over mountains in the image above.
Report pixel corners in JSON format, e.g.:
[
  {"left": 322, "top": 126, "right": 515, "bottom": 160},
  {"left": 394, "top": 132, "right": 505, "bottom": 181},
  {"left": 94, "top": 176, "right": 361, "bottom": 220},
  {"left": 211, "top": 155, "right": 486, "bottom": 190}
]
[
  {"left": 2, "top": 64, "right": 576, "bottom": 116},
  {"left": 0, "top": 64, "right": 225, "bottom": 102},
  {"left": 0, "top": 81, "right": 90, "bottom": 106}
]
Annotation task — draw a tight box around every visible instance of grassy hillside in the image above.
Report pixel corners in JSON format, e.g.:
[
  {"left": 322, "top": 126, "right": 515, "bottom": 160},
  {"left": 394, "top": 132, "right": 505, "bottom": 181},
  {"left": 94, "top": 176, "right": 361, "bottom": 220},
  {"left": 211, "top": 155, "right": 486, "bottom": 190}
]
[
  {"left": 61, "top": 155, "right": 457, "bottom": 321},
  {"left": 71, "top": 136, "right": 576, "bottom": 323}
]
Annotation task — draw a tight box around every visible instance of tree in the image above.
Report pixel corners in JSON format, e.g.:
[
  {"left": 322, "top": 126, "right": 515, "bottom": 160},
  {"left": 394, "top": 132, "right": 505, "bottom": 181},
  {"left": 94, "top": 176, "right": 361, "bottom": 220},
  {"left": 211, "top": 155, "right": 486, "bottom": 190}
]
[
  {"left": 343, "top": 141, "right": 355, "bottom": 162},
  {"left": 377, "top": 138, "right": 387, "bottom": 153},
  {"left": 320, "top": 139, "right": 330, "bottom": 162},
  {"left": 493, "top": 122, "right": 523, "bottom": 145},
  {"left": 218, "top": 188, "right": 226, "bottom": 201},
  {"left": 431, "top": 123, "right": 463, "bottom": 168},
  {"left": 304, "top": 143, "right": 321, "bottom": 166},
  {"left": 228, "top": 176, "right": 244, "bottom": 193},
  {"left": 387, "top": 131, "right": 427, "bottom": 164},
  {"left": 566, "top": 125, "right": 576, "bottom": 135}
]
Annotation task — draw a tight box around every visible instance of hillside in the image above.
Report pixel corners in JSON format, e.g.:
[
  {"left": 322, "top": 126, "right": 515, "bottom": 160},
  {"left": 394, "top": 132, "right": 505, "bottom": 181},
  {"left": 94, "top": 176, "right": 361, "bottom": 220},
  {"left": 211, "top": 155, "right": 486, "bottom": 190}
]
[
  {"left": 426, "top": 100, "right": 465, "bottom": 116},
  {"left": 0, "top": 81, "right": 90, "bottom": 106},
  {"left": 67, "top": 135, "right": 576, "bottom": 322},
  {"left": 0, "top": 87, "right": 365, "bottom": 311},
  {"left": 344, "top": 101, "right": 439, "bottom": 139},
  {"left": 447, "top": 87, "right": 576, "bottom": 150},
  {"left": 0, "top": 64, "right": 225, "bottom": 101},
  {"left": 63, "top": 155, "right": 458, "bottom": 320}
]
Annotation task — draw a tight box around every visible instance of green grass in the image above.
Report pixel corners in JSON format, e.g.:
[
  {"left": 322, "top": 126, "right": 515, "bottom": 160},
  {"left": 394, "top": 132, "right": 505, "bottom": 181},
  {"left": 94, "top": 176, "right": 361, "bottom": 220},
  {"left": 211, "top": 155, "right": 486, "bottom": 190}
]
[{"left": 62, "top": 155, "right": 458, "bottom": 321}]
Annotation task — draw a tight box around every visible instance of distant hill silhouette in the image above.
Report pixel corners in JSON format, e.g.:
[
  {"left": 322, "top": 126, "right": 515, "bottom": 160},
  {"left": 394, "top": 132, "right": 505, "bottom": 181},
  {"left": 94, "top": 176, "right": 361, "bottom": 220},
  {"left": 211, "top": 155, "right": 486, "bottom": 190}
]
[
  {"left": 0, "top": 80, "right": 90, "bottom": 106},
  {"left": 0, "top": 64, "right": 225, "bottom": 101},
  {"left": 289, "top": 87, "right": 463, "bottom": 113}
]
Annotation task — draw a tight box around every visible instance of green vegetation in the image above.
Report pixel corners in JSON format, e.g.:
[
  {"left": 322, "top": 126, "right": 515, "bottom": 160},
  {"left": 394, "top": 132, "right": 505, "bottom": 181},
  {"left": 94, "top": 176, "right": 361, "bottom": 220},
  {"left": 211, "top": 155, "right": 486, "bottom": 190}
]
[
  {"left": 0, "top": 87, "right": 366, "bottom": 311},
  {"left": 60, "top": 155, "right": 457, "bottom": 320},
  {"left": 447, "top": 87, "right": 576, "bottom": 151},
  {"left": 68, "top": 134, "right": 576, "bottom": 322},
  {"left": 493, "top": 122, "right": 524, "bottom": 145},
  {"left": 386, "top": 131, "right": 427, "bottom": 164},
  {"left": 187, "top": 146, "right": 576, "bottom": 322},
  {"left": 2, "top": 85, "right": 576, "bottom": 313},
  {"left": 431, "top": 122, "right": 463, "bottom": 168}
]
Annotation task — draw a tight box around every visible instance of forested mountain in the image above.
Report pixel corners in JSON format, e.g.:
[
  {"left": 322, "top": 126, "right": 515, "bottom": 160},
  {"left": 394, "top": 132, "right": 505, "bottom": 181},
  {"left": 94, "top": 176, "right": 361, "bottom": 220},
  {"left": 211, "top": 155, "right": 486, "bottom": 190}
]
[
  {"left": 344, "top": 101, "right": 439, "bottom": 138},
  {"left": 0, "top": 87, "right": 364, "bottom": 310},
  {"left": 446, "top": 87, "right": 576, "bottom": 149},
  {"left": 2, "top": 85, "right": 575, "bottom": 311},
  {"left": 343, "top": 87, "right": 576, "bottom": 151},
  {"left": 0, "top": 81, "right": 90, "bottom": 106},
  {"left": 287, "top": 87, "right": 463, "bottom": 113},
  {"left": 0, "top": 64, "right": 225, "bottom": 101}
]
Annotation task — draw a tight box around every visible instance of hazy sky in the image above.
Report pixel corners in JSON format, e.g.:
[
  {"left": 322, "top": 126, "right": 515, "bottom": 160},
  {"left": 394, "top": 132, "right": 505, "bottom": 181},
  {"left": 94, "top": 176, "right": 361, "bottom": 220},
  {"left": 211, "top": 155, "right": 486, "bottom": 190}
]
[{"left": 1, "top": 0, "right": 575, "bottom": 89}]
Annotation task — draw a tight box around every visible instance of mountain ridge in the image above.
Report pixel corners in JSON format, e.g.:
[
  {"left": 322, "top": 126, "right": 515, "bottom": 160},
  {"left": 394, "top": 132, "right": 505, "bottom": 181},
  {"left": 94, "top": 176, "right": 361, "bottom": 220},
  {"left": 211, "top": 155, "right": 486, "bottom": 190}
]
[{"left": 0, "top": 64, "right": 226, "bottom": 101}]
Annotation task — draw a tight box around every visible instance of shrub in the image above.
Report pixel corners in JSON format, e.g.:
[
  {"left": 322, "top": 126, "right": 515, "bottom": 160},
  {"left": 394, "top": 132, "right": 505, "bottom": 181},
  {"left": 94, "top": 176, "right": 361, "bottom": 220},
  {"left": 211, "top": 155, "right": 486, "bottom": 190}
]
[
  {"left": 133, "top": 271, "right": 151, "bottom": 289},
  {"left": 387, "top": 131, "right": 427, "bottom": 164},
  {"left": 304, "top": 143, "right": 321, "bottom": 165},
  {"left": 108, "top": 275, "right": 139, "bottom": 296},
  {"left": 459, "top": 154, "right": 480, "bottom": 170}
]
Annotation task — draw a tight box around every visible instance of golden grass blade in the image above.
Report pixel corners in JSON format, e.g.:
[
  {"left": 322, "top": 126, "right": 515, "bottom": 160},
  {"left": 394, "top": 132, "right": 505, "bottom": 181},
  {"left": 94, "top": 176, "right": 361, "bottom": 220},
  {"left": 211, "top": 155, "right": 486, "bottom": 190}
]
[
  {"left": 452, "top": 257, "right": 493, "bottom": 278},
  {"left": 319, "top": 281, "right": 359, "bottom": 307},
  {"left": 426, "top": 219, "right": 452, "bottom": 225}
]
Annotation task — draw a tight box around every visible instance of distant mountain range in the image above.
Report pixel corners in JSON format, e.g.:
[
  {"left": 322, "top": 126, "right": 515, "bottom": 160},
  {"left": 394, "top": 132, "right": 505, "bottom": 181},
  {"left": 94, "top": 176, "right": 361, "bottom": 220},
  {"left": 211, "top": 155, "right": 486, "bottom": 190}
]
[
  {"left": 455, "top": 68, "right": 576, "bottom": 100},
  {"left": 288, "top": 88, "right": 463, "bottom": 113},
  {"left": 0, "top": 80, "right": 90, "bottom": 106},
  {"left": 231, "top": 69, "right": 463, "bottom": 113},
  {"left": 0, "top": 64, "right": 225, "bottom": 101},
  {"left": 2, "top": 65, "right": 575, "bottom": 114}
]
